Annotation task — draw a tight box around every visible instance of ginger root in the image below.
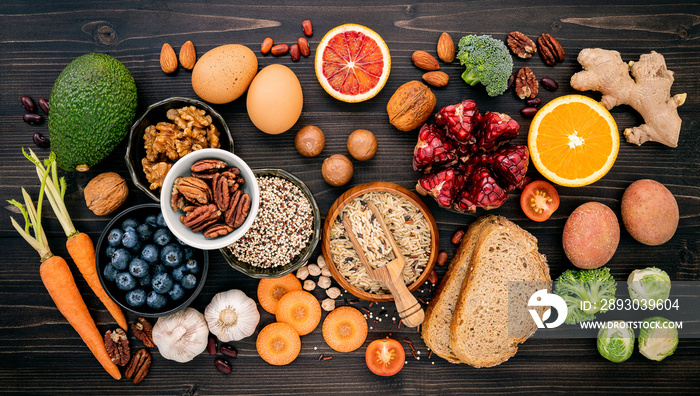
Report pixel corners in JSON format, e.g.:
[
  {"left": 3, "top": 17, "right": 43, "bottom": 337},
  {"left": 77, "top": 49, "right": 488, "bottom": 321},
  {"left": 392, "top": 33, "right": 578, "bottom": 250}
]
[{"left": 571, "top": 48, "right": 686, "bottom": 148}]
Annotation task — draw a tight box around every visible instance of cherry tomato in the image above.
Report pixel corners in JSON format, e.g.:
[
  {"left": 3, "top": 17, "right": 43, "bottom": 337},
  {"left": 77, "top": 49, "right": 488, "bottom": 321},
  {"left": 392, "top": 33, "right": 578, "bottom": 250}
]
[
  {"left": 520, "top": 180, "right": 560, "bottom": 222},
  {"left": 365, "top": 338, "right": 405, "bottom": 376}
]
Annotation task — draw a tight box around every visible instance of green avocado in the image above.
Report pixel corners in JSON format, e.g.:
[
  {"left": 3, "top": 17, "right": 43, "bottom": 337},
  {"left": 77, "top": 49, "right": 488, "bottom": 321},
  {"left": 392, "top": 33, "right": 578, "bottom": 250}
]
[{"left": 49, "top": 53, "right": 137, "bottom": 171}]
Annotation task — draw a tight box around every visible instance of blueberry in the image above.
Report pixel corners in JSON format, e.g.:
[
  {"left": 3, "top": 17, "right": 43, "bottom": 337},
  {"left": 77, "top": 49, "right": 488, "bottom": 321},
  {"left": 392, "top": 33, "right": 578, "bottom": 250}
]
[
  {"left": 129, "top": 258, "right": 149, "bottom": 278},
  {"left": 171, "top": 265, "right": 187, "bottom": 282},
  {"left": 129, "top": 241, "right": 142, "bottom": 255},
  {"left": 151, "top": 272, "right": 174, "bottom": 294},
  {"left": 121, "top": 218, "right": 139, "bottom": 231},
  {"left": 145, "top": 214, "right": 158, "bottom": 228},
  {"left": 156, "top": 213, "right": 167, "bottom": 227},
  {"left": 107, "top": 228, "right": 124, "bottom": 247},
  {"left": 116, "top": 272, "right": 137, "bottom": 291},
  {"left": 185, "top": 259, "right": 200, "bottom": 274},
  {"left": 169, "top": 283, "right": 185, "bottom": 301},
  {"left": 105, "top": 245, "right": 116, "bottom": 257},
  {"left": 103, "top": 263, "right": 118, "bottom": 282},
  {"left": 152, "top": 264, "right": 167, "bottom": 275},
  {"left": 125, "top": 288, "right": 147, "bottom": 307},
  {"left": 181, "top": 274, "right": 197, "bottom": 290},
  {"left": 111, "top": 248, "right": 131, "bottom": 271},
  {"left": 139, "top": 272, "right": 152, "bottom": 287},
  {"left": 183, "top": 246, "right": 194, "bottom": 261},
  {"left": 136, "top": 223, "right": 153, "bottom": 242},
  {"left": 147, "top": 291, "right": 167, "bottom": 310},
  {"left": 140, "top": 244, "right": 159, "bottom": 264},
  {"left": 160, "top": 243, "right": 183, "bottom": 267},
  {"left": 153, "top": 228, "right": 172, "bottom": 246},
  {"left": 122, "top": 228, "right": 139, "bottom": 249}
]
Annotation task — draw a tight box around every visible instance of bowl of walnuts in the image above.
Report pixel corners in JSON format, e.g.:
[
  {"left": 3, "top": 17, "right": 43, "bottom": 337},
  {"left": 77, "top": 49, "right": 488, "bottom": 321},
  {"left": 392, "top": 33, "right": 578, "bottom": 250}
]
[{"left": 125, "top": 97, "right": 234, "bottom": 202}]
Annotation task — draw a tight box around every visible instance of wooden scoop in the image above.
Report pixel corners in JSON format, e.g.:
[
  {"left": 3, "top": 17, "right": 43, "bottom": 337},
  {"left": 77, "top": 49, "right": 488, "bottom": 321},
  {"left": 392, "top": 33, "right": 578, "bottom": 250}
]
[{"left": 341, "top": 202, "right": 424, "bottom": 327}]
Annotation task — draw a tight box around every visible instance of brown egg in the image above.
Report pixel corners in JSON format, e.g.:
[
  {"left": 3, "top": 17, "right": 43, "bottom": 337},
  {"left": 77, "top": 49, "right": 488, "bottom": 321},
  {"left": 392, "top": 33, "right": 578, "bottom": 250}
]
[
  {"left": 247, "top": 64, "right": 303, "bottom": 134},
  {"left": 347, "top": 129, "right": 377, "bottom": 161},
  {"left": 322, "top": 155, "right": 353, "bottom": 187},
  {"left": 191, "top": 44, "right": 258, "bottom": 104}
]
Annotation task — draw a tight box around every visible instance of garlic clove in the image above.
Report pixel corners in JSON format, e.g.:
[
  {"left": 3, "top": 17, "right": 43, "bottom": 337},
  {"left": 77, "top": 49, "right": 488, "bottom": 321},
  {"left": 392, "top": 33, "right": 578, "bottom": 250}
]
[
  {"left": 303, "top": 279, "right": 316, "bottom": 291},
  {"left": 296, "top": 265, "right": 309, "bottom": 280},
  {"left": 326, "top": 287, "right": 341, "bottom": 299},
  {"left": 204, "top": 289, "right": 260, "bottom": 343},
  {"left": 321, "top": 298, "right": 335, "bottom": 312},
  {"left": 317, "top": 276, "right": 331, "bottom": 289},
  {"left": 153, "top": 307, "right": 209, "bottom": 363},
  {"left": 308, "top": 264, "right": 321, "bottom": 276}
]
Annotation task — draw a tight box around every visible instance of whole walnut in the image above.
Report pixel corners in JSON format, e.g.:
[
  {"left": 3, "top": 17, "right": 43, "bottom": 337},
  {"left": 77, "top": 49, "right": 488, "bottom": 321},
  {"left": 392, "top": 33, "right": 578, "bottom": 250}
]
[
  {"left": 386, "top": 80, "right": 436, "bottom": 131},
  {"left": 84, "top": 172, "right": 129, "bottom": 216}
]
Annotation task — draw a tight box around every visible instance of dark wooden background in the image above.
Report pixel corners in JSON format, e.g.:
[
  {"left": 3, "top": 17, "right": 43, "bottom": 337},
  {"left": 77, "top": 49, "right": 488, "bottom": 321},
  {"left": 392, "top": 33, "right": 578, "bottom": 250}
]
[{"left": 1, "top": 1, "right": 698, "bottom": 394}]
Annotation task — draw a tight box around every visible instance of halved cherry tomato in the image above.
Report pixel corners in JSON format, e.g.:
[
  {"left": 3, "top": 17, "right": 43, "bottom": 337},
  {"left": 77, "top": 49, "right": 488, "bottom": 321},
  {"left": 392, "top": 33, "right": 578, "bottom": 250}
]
[
  {"left": 520, "top": 180, "right": 560, "bottom": 222},
  {"left": 365, "top": 338, "right": 405, "bottom": 376}
]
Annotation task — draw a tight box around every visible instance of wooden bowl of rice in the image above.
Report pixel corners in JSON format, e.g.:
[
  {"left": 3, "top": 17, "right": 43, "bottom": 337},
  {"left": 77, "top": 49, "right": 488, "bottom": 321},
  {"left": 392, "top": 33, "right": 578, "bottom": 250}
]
[{"left": 322, "top": 182, "right": 439, "bottom": 302}]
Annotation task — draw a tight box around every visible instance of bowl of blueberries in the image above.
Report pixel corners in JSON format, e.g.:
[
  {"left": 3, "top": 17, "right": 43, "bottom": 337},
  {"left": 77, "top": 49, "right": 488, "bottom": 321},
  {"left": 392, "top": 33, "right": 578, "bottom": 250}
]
[{"left": 96, "top": 203, "right": 208, "bottom": 317}]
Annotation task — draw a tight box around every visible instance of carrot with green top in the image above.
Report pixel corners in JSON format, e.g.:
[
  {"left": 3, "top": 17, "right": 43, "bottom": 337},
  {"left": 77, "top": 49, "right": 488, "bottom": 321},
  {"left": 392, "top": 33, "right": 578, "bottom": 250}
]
[
  {"left": 8, "top": 176, "right": 121, "bottom": 380},
  {"left": 24, "top": 149, "right": 127, "bottom": 329}
]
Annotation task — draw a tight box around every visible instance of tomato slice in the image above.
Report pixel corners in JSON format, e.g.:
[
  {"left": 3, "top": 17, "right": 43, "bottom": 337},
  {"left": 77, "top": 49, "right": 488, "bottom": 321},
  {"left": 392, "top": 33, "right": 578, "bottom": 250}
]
[
  {"left": 365, "top": 338, "right": 405, "bottom": 376},
  {"left": 520, "top": 180, "right": 560, "bottom": 222}
]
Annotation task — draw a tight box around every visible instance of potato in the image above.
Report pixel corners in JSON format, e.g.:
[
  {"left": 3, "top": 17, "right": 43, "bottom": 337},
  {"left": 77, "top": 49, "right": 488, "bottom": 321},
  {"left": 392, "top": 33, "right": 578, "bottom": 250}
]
[
  {"left": 621, "top": 179, "right": 678, "bottom": 246},
  {"left": 563, "top": 202, "right": 620, "bottom": 269}
]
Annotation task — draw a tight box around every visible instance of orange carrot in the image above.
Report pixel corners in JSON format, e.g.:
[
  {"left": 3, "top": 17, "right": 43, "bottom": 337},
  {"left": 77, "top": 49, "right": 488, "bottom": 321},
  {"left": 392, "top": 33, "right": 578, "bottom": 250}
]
[
  {"left": 66, "top": 232, "right": 127, "bottom": 329},
  {"left": 25, "top": 149, "right": 126, "bottom": 329},
  {"left": 40, "top": 255, "right": 122, "bottom": 380},
  {"left": 8, "top": 179, "right": 120, "bottom": 380}
]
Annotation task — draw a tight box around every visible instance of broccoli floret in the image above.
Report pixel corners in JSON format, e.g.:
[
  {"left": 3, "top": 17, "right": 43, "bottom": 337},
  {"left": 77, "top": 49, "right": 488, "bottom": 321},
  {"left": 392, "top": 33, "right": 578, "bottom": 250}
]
[
  {"left": 456, "top": 34, "right": 514, "bottom": 97},
  {"left": 554, "top": 267, "right": 617, "bottom": 325}
]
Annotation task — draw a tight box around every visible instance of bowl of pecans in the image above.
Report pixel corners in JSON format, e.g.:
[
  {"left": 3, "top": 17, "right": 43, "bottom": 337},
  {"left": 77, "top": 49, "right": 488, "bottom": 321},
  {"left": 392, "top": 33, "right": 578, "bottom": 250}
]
[
  {"left": 125, "top": 97, "right": 234, "bottom": 202},
  {"left": 159, "top": 148, "right": 259, "bottom": 250}
]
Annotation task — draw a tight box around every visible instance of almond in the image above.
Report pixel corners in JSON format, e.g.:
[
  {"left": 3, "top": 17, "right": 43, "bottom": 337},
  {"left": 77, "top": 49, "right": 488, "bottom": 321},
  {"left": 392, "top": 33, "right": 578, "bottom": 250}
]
[
  {"left": 437, "top": 32, "right": 455, "bottom": 63},
  {"left": 179, "top": 40, "right": 196, "bottom": 70},
  {"left": 160, "top": 43, "right": 177, "bottom": 74},
  {"left": 412, "top": 50, "right": 439, "bottom": 71},
  {"left": 422, "top": 71, "right": 449, "bottom": 87}
]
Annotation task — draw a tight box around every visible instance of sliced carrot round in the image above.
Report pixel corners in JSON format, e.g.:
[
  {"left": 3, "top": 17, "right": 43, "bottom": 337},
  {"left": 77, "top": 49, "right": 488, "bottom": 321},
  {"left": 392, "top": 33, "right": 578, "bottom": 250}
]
[
  {"left": 256, "top": 322, "right": 301, "bottom": 366},
  {"left": 275, "top": 290, "right": 322, "bottom": 336},
  {"left": 322, "top": 306, "right": 368, "bottom": 352},
  {"left": 257, "top": 273, "right": 303, "bottom": 314}
]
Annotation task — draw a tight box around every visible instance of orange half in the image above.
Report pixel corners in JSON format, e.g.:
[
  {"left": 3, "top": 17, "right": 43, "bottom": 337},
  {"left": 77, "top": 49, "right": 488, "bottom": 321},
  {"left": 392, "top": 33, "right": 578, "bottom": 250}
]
[{"left": 528, "top": 95, "right": 619, "bottom": 187}]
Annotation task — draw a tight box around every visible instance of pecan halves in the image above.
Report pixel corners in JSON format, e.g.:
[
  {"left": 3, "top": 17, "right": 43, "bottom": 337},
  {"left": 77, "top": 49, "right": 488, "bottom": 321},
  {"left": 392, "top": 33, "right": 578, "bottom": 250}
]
[
  {"left": 507, "top": 31, "right": 537, "bottom": 59},
  {"left": 182, "top": 203, "right": 221, "bottom": 232},
  {"left": 174, "top": 176, "right": 212, "bottom": 204},
  {"left": 515, "top": 67, "right": 539, "bottom": 99},
  {"left": 537, "top": 33, "right": 565, "bottom": 66},
  {"left": 170, "top": 178, "right": 186, "bottom": 211},
  {"left": 203, "top": 223, "right": 235, "bottom": 238},
  {"left": 104, "top": 328, "right": 130, "bottom": 366},
  {"left": 232, "top": 193, "right": 251, "bottom": 228},
  {"left": 213, "top": 173, "right": 230, "bottom": 212},
  {"left": 125, "top": 349, "right": 152, "bottom": 384},
  {"left": 225, "top": 190, "right": 243, "bottom": 227},
  {"left": 131, "top": 317, "right": 155, "bottom": 348},
  {"left": 191, "top": 159, "right": 227, "bottom": 173}
]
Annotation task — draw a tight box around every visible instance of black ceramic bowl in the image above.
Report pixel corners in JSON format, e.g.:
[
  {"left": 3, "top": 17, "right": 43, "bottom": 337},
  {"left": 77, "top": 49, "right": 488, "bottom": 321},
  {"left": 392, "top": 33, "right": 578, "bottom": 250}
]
[
  {"left": 96, "top": 203, "right": 209, "bottom": 317},
  {"left": 220, "top": 168, "right": 321, "bottom": 279},
  {"left": 125, "top": 97, "right": 234, "bottom": 202}
]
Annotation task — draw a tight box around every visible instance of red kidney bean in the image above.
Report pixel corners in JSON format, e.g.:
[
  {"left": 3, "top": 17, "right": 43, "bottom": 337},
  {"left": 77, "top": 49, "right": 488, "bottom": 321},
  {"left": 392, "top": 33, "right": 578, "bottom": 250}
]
[
  {"left": 270, "top": 44, "right": 289, "bottom": 56},
  {"left": 437, "top": 251, "right": 449, "bottom": 267},
  {"left": 506, "top": 74, "right": 515, "bottom": 91},
  {"left": 220, "top": 344, "right": 237, "bottom": 358},
  {"left": 526, "top": 97, "right": 542, "bottom": 107},
  {"left": 33, "top": 132, "right": 50, "bottom": 148},
  {"left": 261, "top": 37, "right": 273, "bottom": 54},
  {"left": 428, "top": 269, "right": 438, "bottom": 285},
  {"left": 290, "top": 44, "right": 300, "bottom": 61},
  {"left": 38, "top": 98, "right": 49, "bottom": 114},
  {"left": 302, "top": 20, "right": 313, "bottom": 36},
  {"left": 541, "top": 77, "right": 558, "bottom": 91},
  {"left": 207, "top": 335, "right": 217, "bottom": 355},
  {"left": 21, "top": 96, "right": 35, "bottom": 112},
  {"left": 451, "top": 229, "right": 465, "bottom": 245},
  {"left": 298, "top": 37, "right": 310, "bottom": 57},
  {"left": 521, "top": 106, "right": 539, "bottom": 116},
  {"left": 214, "top": 358, "right": 232, "bottom": 374},
  {"left": 23, "top": 113, "right": 43, "bottom": 124}
]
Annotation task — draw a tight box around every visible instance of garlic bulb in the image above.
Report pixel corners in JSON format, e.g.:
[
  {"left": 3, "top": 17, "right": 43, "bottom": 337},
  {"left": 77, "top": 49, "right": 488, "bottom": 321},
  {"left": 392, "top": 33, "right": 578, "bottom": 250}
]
[
  {"left": 205, "top": 289, "right": 260, "bottom": 343},
  {"left": 153, "top": 308, "right": 209, "bottom": 363}
]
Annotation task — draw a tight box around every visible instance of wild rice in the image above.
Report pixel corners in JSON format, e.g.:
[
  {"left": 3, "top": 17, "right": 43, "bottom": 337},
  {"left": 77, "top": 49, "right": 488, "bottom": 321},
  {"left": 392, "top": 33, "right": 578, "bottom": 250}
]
[{"left": 328, "top": 191, "right": 431, "bottom": 294}]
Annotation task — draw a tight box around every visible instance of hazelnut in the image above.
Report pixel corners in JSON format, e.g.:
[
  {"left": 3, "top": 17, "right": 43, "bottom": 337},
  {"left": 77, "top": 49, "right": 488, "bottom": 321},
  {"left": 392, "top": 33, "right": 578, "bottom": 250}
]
[
  {"left": 347, "top": 129, "right": 377, "bottom": 161},
  {"left": 295, "top": 125, "right": 325, "bottom": 157},
  {"left": 322, "top": 154, "right": 353, "bottom": 187}
]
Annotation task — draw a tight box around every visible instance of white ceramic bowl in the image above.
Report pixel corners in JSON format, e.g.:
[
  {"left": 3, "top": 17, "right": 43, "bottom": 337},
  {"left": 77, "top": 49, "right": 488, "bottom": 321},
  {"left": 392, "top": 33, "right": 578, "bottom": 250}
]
[{"left": 160, "top": 148, "right": 259, "bottom": 250}]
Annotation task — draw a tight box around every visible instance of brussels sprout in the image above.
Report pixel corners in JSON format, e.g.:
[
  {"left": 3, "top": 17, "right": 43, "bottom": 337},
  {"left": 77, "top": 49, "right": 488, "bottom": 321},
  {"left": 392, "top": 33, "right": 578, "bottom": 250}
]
[
  {"left": 627, "top": 267, "right": 671, "bottom": 309},
  {"left": 597, "top": 320, "right": 635, "bottom": 363},
  {"left": 638, "top": 316, "right": 678, "bottom": 361}
]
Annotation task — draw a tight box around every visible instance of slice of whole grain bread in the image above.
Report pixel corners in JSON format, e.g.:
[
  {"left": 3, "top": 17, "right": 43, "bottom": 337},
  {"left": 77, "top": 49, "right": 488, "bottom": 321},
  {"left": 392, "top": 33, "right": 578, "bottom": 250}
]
[
  {"left": 421, "top": 215, "right": 498, "bottom": 363},
  {"left": 449, "top": 216, "right": 550, "bottom": 368}
]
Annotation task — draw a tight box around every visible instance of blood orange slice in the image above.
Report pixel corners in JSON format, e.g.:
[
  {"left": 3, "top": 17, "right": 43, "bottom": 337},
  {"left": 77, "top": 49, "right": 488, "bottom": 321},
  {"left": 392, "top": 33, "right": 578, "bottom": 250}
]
[{"left": 315, "top": 24, "right": 391, "bottom": 103}]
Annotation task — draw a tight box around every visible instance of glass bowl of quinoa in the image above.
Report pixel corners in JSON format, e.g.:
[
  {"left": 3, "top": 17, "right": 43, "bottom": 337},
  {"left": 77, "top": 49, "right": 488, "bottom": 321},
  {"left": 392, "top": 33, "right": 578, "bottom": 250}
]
[{"left": 220, "top": 168, "right": 321, "bottom": 278}]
